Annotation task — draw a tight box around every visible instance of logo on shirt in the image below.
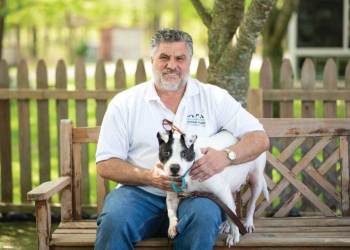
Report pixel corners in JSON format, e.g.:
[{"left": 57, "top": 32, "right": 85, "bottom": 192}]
[{"left": 187, "top": 113, "right": 206, "bottom": 127}]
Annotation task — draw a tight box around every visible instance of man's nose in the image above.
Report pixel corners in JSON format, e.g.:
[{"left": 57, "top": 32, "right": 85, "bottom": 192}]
[
  {"left": 170, "top": 164, "right": 180, "bottom": 175},
  {"left": 166, "top": 58, "right": 177, "bottom": 69}
]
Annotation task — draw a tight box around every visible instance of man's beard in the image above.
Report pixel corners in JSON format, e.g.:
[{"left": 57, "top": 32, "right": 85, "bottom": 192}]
[{"left": 153, "top": 68, "right": 189, "bottom": 91}]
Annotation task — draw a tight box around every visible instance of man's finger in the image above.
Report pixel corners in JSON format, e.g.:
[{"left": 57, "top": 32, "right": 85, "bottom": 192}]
[{"left": 200, "top": 147, "right": 209, "bottom": 154}]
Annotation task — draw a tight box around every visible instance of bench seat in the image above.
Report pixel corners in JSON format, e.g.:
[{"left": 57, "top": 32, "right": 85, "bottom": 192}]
[{"left": 50, "top": 217, "right": 350, "bottom": 250}]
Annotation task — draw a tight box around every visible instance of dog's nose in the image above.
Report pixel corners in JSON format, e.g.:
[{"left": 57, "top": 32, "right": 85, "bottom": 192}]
[{"left": 170, "top": 164, "right": 180, "bottom": 175}]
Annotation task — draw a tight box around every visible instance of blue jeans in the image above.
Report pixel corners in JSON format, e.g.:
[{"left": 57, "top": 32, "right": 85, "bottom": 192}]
[{"left": 95, "top": 186, "right": 224, "bottom": 250}]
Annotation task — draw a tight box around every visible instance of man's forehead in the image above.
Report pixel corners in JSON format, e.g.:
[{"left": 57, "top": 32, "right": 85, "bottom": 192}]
[{"left": 156, "top": 42, "right": 189, "bottom": 55}]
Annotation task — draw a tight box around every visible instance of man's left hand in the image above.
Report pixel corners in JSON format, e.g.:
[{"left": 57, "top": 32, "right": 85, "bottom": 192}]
[{"left": 189, "top": 147, "right": 230, "bottom": 182}]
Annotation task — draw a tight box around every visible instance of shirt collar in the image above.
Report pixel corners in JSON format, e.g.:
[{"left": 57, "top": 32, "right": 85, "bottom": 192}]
[{"left": 144, "top": 77, "right": 199, "bottom": 103}]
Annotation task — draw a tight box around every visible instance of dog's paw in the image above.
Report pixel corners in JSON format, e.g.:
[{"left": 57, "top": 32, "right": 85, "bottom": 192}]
[
  {"left": 225, "top": 226, "right": 240, "bottom": 247},
  {"left": 225, "top": 233, "right": 240, "bottom": 247},
  {"left": 219, "top": 221, "right": 231, "bottom": 234},
  {"left": 244, "top": 219, "right": 255, "bottom": 233},
  {"left": 168, "top": 220, "right": 178, "bottom": 239}
]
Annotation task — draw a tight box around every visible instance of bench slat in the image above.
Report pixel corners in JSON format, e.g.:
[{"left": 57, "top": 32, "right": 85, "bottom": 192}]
[
  {"left": 51, "top": 232, "right": 350, "bottom": 247},
  {"left": 57, "top": 217, "right": 350, "bottom": 229}
]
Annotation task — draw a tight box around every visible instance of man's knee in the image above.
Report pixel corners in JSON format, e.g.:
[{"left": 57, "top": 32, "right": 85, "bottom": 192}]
[{"left": 177, "top": 198, "right": 223, "bottom": 235}]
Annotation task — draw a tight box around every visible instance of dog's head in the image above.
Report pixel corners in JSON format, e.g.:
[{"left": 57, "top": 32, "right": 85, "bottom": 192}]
[{"left": 157, "top": 130, "right": 197, "bottom": 177}]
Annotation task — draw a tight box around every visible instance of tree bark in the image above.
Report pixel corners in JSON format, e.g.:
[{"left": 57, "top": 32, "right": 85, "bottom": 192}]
[
  {"left": 192, "top": 0, "right": 275, "bottom": 105},
  {"left": 0, "top": 0, "right": 5, "bottom": 59},
  {"left": 262, "top": 0, "right": 299, "bottom": 88}
]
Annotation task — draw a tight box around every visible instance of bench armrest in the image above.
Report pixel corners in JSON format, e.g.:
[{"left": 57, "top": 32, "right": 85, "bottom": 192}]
[{"left": 27, "top": 176, "right": 71, "bottom": 201}]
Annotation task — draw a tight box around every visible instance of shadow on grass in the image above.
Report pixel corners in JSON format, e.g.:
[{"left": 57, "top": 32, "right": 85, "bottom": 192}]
[{"left": 0, "top": 221, "right": 58, "bottom": 250}]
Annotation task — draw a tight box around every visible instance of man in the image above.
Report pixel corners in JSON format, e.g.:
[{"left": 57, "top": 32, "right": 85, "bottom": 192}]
[{"left": 95, "top": 29, "right": 269, "bottom": 250}]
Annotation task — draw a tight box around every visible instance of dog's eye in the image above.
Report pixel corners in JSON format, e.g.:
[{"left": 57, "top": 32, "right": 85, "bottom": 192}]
[
  {"left": 164, "top": 151, "right": 171, "bottom": 156},
  {"left": 180, "top": 151, "right": 186, "bottom": 158}
]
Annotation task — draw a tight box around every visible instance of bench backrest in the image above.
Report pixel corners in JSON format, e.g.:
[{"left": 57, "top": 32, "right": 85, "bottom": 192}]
[{"left": 60, "top": 118, "right": 350, "bottom": 220}]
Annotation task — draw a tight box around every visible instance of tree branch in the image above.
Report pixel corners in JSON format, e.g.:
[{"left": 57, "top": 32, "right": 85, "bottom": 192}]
[
  {"left": 190, "top": 0, "right": 212, "bottom": 28},
  {"left": 218, "top": 0, "right": 275, "bottom": 74},
  {"left": 270, "top": 0, "right": 299, "bottom": 47}
]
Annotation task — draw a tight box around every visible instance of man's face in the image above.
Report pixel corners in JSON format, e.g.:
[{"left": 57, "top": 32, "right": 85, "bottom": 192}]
[{"left": 151, "top": 41, "right": 192, "bottom": 91}]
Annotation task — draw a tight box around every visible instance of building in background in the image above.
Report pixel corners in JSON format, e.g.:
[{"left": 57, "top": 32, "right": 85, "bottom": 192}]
[
  {"left": 99, "top": 27, "right": 146, "bottom": 61},
  {"left": 288, "top": 0, "right": 349, "bottom": 79}
]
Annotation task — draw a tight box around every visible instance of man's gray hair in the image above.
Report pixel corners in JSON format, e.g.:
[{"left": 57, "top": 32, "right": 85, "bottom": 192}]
[{"left": 151, "top": 29, "right": 193, "bottom": 57}]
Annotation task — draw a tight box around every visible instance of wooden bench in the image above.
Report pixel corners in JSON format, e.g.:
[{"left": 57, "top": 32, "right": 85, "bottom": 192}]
[{"left": 28, "top": 118, "right": 350, "bottom": 250}]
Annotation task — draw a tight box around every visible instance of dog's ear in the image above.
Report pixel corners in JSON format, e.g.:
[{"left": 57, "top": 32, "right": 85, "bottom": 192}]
[
  {"left": 157, "top": 131, "right": 170, "bottom": 144},
  {"left": 181, "top": 134, "right": 197, "bottom": 148}
]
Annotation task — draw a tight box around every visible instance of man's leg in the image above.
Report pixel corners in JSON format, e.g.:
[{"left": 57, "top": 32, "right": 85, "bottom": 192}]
[
  {"left": 94, "top": 186, "right": 167, "bottom": 250},
  {"left": 174, "top": 197, "right": 224, "bottom": 250}
]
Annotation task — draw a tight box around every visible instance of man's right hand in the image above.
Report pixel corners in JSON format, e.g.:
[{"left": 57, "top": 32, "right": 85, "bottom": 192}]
[{"left": 147, "top": 163, "right": 182, "bottom": 192}]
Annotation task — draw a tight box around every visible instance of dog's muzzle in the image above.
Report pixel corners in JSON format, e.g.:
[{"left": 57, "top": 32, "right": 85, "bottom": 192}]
[{"left": 170, "top": 163, "right": 180, "bottom": 176}]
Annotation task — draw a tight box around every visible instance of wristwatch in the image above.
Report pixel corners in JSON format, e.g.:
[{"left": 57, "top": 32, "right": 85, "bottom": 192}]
[{"left": 223, "top": 148, "right": 237, "bottom": 162}]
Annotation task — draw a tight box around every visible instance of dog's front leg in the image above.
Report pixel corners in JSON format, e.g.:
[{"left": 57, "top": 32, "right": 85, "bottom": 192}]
[{"left": 166, "top": 192, "right": 180, "bottom": 239}]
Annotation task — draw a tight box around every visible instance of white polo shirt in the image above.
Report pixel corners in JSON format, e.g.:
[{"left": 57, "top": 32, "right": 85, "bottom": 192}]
[{"left": 96, "top": 77, "right": 264, "bottom": 196}]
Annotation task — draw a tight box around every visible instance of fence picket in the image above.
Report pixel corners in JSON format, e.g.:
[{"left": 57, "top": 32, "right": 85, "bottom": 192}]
[
  {"left": 36, "top": 60, "right": 51, "bottom": 183},
  {"left": 300, "top": 59, "right": 319, "bottom": 212},
  {"left": 260, "top": 58, "right": 273, "bottom": 117},
  {"left": 301, "top": 58, "right": 316, "bottom": 118},
  {"left": 95, "top": 60, "right": 109, "bottom": 194},
  {"left": 345, "top": 60, "right": 350, "bottom": 118},
  {"left": 279, "top": 59, "right": 294, "bottom": 117},
  {"left": 17, "top": 60, "right": 32, "bottom": 202},
  {"left": 323, "top": 58, "right": 338, "bottom": 211},
  {"left": 0, "top": 60, "right": 12, "bottom": 203},
  {"left": 95, "top": 60, "right": 107, "bottom": 125},
  {"left": 196, "top": 58, "right": 207, "bottom": 82},
  {"left": 135, "top": 59, "right": 146, "bottom": 85},
  {"left": 56, "top": 59, "right": 68, "bottom": 173},
  {"left": 323, "top": 59, "right": 337, "bottom": 118},
  {"left": 75, "top": 58, "right": 89, "bottom": 206},
  {"left": 115, "top": 59, "right": 126, "bottom": 89}
]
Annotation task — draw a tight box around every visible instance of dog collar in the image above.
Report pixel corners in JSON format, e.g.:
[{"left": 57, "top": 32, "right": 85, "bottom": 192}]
[{"left": 170, "top": 166, "right": 192, "bottom": 193}]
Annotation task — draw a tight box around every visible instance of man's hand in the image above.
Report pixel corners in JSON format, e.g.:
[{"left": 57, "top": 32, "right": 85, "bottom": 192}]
[
  {"left": 190, "top": 147, "right": 230, "bottom": 182},
  {"left": 148, "top": 163, "right": 182, "bottom": 192}
]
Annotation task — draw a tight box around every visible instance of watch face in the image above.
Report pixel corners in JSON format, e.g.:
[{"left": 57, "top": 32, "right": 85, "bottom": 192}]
[{"left": 228, "top": 151, "right": 236, "bottom": 161}]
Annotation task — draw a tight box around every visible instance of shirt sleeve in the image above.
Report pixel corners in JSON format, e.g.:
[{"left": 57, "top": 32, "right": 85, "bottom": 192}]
[
  {"left": 95, "top": 97, "right": 129, "bottom": 163},
  {"left": 216, "top": 90, "right": 264, "bottom": 138}
]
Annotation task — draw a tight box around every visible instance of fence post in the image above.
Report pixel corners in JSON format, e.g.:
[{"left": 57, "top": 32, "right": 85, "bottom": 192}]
[
  {"left": 36, "top": 60, "right": 51, "bottom": 184},
  {"left": 0, "top": 59, "right": 12, "bottom": 203},
  {"left": 17, "top": 59, "right": 32, "bottom": 203},
  {"left": 75, "top": 58, "right": 89, "bottom": 208},
  {"left": 260, "top": 58, "right": 273, "bottom": 117}
]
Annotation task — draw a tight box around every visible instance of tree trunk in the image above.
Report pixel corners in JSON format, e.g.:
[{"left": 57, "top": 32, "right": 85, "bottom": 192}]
[
  {"left": 192, "top": 0, "right": 275, "bottom": 105},
  {"left": 0, "top": 0, "right": 5, "bottom": 59},
  {"left": 31, "top": 26, "right": 38, "bottom": 59},
  {"left": 262, "top": 0, "right": 299, "bottom": 88}
]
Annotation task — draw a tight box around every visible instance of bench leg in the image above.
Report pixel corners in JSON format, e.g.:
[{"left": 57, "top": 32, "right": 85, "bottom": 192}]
[{"left": 35, "top": 200, "right": 51, "bottom": 250}]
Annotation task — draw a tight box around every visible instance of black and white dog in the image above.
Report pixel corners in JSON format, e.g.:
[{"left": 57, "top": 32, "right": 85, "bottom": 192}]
[{"left": 156, "top": 129, "right": 269, "bottom": 246}]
